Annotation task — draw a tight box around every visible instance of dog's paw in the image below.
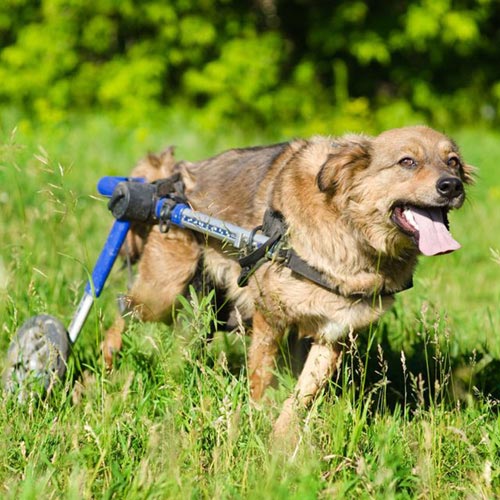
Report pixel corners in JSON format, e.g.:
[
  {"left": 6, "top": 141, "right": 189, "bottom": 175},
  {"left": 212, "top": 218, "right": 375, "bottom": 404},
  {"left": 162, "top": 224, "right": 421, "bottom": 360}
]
[
  {"left": 272, "top": 397, "right": 300, "bottom": 445},
  {"left": 101, "top": 341, "right": 119, "bottom": 371},
  {"left": 101, "top": 333, "right": 122, "bottom": 371}
]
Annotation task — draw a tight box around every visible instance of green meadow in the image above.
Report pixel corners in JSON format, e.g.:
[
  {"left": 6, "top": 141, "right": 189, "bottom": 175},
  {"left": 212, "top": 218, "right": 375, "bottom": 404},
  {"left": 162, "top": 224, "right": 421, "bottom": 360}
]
[{"left": 0, "top": 114, "right": 499, "bottom": 498}]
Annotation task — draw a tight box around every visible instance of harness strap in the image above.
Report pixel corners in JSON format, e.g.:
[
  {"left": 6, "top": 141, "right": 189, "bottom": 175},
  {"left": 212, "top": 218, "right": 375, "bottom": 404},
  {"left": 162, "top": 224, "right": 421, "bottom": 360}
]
[
  {"left": 237, "top": 231, "right": 281, "bottom": 287},
  {"left": 283, "top": 248, "right": 413, "bottom": 297},
  {"left": 283, "top": 248, "right": 351, "bottom": 296},
  {"left": 238, "top": 209, "right": 413, "bottom": 299},
  {"left": 237, "top": 209, "right": 286, "bottom": 286}
]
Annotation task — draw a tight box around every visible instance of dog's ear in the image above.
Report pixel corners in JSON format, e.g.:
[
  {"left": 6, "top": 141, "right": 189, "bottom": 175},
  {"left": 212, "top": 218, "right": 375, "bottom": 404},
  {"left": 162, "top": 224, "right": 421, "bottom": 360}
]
[
  {"left": 317, "top": 135, "right": 372, "bottom": 194},
  {"left": 146, "top": 146, "right": 176, "bottom": 171},
  {"left": 146, "top": 153, "right": 161, "bottom": 169},
  {"left": 461, "top": 162, "right": 476, "bottom": 185},
  {"left": 158, "top": 146, "right": 177, "bottom": 177}
]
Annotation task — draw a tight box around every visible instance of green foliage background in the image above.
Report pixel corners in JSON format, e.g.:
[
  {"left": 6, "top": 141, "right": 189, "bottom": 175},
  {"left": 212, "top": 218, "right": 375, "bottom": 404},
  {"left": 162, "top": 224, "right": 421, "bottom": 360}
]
[{"left": 2, "top": 0, "right": 500, "bottom": 133}]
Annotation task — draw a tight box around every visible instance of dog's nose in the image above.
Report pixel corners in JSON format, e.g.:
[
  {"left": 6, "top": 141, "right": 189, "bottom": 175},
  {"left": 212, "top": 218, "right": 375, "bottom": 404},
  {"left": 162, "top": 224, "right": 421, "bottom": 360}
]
[{"left": 436, "top": 177, "right": 463, "bottom": 199}]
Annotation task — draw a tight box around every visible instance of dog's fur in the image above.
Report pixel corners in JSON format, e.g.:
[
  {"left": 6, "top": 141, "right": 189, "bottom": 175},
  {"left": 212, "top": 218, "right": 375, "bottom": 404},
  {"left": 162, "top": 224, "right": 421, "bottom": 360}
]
[{"left": 104, "top": 126, "right": 473, "bottom": 434}]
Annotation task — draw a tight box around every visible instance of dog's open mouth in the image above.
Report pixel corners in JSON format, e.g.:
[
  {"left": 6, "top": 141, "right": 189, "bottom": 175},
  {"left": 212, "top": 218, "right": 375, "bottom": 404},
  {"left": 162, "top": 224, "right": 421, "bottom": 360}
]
[{"left": 391, "top": 205, "right": 461, "bottom": 256}]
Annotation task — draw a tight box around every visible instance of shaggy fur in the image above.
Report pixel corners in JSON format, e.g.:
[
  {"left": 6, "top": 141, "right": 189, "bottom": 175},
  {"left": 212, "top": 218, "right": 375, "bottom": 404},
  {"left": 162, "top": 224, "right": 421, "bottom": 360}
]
[{"left": 103, "top": 126, "right": 474, "bottom": 434}]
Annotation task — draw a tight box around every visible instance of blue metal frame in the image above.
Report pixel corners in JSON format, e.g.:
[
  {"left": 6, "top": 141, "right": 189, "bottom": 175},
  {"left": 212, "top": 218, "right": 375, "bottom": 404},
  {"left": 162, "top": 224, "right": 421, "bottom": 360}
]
[{"left": 67, "top": 175, "right": 270, "bottom": 344}]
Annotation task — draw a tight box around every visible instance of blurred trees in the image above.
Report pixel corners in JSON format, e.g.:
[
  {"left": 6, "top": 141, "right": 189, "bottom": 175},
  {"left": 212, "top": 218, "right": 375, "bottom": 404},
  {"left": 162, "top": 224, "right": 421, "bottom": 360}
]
[{"left": 1, "top": 0, "right": 499, "bottom": 133}]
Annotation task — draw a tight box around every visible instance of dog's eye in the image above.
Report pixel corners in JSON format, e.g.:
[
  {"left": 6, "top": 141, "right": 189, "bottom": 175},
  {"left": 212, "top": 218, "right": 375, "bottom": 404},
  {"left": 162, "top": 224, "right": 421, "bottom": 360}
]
[
  {"left": 447, "top": 156, "right": 461, "bottom": 169},
  {"left": 399, "top": 157, "right": 416, "bottom": 168}
]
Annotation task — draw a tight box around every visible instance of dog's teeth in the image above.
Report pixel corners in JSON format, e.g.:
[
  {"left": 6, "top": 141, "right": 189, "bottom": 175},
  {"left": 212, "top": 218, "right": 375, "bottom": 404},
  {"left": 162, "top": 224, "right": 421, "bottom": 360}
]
[{"left": 403, "top": 208, "right": 419, "bottom": 230}]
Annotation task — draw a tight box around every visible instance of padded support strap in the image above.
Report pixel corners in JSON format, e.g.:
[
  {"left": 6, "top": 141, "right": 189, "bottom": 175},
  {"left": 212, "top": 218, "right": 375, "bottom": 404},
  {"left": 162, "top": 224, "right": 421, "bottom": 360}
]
[{"left": 237, "top": 209, "right": 413, "bottom": 298}]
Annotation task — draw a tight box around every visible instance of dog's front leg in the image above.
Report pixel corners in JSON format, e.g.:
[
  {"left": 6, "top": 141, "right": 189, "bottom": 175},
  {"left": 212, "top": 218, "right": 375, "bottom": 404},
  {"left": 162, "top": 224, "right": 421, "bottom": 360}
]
[
  {"left": 273, "top": 341, "right": 342, "bottom": 438},
  {"left": 248, "top": 310, "right": 282, "bottom": 401},
  {"left": 103, "top": 315, "right": 127, "bottom": 369}
]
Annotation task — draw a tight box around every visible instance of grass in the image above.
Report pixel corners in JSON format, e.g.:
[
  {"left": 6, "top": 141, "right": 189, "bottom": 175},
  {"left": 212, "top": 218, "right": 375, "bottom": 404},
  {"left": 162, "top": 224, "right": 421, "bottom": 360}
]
[{"left": 0, "top": 113, "right": 499, "bottom": 498}]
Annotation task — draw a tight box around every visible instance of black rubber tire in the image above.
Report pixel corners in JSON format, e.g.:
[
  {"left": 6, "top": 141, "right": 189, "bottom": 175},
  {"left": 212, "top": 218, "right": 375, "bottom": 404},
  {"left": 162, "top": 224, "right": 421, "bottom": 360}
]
[{"left": 4, "top": 314, "right": 70, "bottom": 399}]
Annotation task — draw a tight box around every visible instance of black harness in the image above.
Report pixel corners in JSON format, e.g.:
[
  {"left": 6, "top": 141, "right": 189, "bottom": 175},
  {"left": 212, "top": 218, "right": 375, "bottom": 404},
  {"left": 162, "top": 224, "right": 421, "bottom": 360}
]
[{"left": 237, "top": 209, "right": 412, "bottom": 299}]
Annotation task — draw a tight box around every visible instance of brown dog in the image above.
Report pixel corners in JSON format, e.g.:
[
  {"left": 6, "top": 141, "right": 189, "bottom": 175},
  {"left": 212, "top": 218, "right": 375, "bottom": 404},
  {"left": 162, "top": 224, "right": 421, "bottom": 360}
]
[{"left": 104, "top": 126, "right": 474, "bottom": 434}]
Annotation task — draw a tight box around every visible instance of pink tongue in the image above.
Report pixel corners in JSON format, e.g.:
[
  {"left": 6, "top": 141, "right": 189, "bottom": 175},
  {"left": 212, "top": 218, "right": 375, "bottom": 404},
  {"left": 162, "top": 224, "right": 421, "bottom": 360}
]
[{"left": 409, "top": 207, "right": 461, "bottom": 256}]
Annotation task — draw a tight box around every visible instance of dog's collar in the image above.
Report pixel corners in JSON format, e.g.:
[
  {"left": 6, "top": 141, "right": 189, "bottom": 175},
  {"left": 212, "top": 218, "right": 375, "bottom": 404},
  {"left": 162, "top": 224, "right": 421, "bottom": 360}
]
[{"left": 238, "top": 209, "right": 413, "bottom": 299}]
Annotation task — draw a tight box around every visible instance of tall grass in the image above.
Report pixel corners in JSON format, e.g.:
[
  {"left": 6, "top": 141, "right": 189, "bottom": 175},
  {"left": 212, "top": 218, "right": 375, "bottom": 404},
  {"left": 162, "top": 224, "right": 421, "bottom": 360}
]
[{"left": 0, "top": 115, "right": 499, "bottom": 498}]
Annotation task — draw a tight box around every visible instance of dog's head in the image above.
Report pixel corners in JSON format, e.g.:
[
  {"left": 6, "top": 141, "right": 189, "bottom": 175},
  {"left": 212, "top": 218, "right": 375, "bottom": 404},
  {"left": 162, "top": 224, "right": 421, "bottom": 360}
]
[{"left": 317, "top": 126, "right": 475, "bottom": 257}]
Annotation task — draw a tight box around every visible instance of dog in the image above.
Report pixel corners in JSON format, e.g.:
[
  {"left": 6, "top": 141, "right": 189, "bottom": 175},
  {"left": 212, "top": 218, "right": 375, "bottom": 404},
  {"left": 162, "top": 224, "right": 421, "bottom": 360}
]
[{"left": 103, "top": 126, "right": 474, "bottom": 435}]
